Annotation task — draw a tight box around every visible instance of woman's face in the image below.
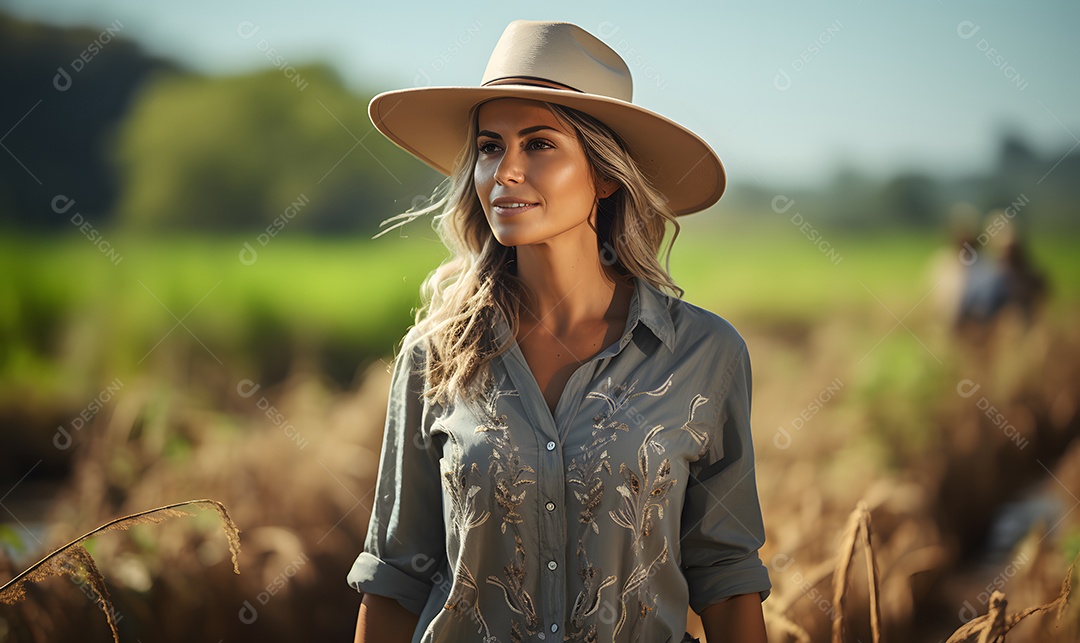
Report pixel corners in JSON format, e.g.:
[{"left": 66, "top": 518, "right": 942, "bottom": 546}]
[{"left": 473, "top": 98, "right": 617, "bottom": 248}]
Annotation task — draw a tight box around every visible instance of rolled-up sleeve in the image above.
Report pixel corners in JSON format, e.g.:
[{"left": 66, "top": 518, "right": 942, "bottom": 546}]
[
  {"left": 346, "top": 333, "right": 446, "bottom": 616},
  {"left": 681, "top": 340, "right": 772, "bottom": 614}
]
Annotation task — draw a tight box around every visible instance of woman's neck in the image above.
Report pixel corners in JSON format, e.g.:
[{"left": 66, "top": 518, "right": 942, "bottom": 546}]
[{"left": 513, "top": 243, "right": 631, "bottom": 337}]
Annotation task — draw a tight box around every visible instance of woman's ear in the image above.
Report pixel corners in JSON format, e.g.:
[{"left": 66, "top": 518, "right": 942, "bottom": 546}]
[{"left": 597, "top": 178, "right": 621, "bottom": 199}]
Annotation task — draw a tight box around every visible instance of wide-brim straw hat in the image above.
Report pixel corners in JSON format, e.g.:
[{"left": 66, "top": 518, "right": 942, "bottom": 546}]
[{"left": 368, "top": 19, "right": 726, "bottom": 216}]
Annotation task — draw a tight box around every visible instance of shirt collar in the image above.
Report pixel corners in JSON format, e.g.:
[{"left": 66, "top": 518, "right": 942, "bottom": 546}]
[
  {"left": 631, "top": 275, "right": 677, "bottom": 353},
  {"left": 489, "top": 275, "right": 677, "bottom": 353}
]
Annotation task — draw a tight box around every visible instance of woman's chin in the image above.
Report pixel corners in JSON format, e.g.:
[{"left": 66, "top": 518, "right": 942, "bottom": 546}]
[{"left": 490, "top": 229, "right": 533, "bottom": 248}]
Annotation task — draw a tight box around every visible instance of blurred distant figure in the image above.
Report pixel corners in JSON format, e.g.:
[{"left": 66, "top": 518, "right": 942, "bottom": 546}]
[
  {"left": 998, "top": 235, "right": 1049, "bottom": 325},
  {"left": 930, "top": 205, "right": 1049, "bottom": 335},
  {"left": 955, "top": 233, "right": 1010, "bottom": 329},
  {"left": 929, "top": 203, "right": 980, "bottom": 326}
]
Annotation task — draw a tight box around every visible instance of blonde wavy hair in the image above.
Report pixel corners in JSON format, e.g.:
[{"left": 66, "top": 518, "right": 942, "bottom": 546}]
[{"left": 374, "top": 99, "right": 686, "bottom": 408}]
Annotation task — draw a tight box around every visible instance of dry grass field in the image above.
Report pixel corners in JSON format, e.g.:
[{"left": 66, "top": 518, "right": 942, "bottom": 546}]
[{"left": 1, "top": 224, "right": 1077, "bottom": 642}]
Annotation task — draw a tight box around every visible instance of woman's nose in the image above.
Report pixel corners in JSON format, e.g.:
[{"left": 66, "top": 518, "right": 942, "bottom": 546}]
[{"left": 493, "top": 148, "right": 525, "bottom": 185}]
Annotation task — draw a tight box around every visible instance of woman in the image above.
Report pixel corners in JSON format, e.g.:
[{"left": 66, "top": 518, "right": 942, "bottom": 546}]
[{"left": 350, "top": 20, "right": 771, "bottom": 643}]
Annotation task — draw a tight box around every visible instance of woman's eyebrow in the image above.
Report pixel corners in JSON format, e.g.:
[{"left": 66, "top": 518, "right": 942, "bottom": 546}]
[{"left": 477, "top": 125, "right": 561, "bottom": 140}]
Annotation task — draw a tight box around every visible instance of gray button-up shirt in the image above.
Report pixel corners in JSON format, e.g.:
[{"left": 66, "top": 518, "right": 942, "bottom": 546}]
[{"left": 348, "top": 275, "right": 771, "bottom": 642}]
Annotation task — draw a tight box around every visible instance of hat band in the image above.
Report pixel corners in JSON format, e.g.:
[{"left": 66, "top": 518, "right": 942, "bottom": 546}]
[{"left": 482, "top": 76, "right": 584, "bottom": 93}]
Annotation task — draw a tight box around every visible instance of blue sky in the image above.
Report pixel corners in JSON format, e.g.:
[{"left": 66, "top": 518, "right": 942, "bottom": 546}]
[{"left": 7, "top": 0, "right": 1078, "bottom": 188}]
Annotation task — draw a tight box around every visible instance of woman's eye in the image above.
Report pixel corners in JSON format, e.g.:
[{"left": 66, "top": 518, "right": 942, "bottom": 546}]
[{"left": 477, "top": 139, "right": 554, "bottom": 155}]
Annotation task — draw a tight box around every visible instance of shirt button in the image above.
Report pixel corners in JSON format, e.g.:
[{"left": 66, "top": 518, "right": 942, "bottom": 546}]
[
  {"left": 546, "top": 440, "right": 556, "bottom": 451},
  {"left": 547, "top": 560, "right": 558, "bottom": 570},
  {"left": 545, "top": 501, "right": 556, "bottom": 511},
  {"left": 551, "top": 623, "right": 559, "bottom": 633}
]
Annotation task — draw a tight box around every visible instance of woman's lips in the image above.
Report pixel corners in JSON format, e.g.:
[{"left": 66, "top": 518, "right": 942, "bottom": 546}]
[{"left": 493, "top": 203, "right": 538, "bottom": 216}]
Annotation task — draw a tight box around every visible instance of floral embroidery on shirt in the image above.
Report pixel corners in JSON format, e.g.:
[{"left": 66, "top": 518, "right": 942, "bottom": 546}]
[
  {"left": 486, "top": 533, "right": 540, "bottom": 643},
  {"left": 565, "top": 378, "right": 637, "bottom": 640},
  {"left": 567, "top": 563, "right": 618, "bottom": 642},
  {"left": 441, "top": 430, "right": 498, "bottom": 638},
  {"left": 609, "top": 393, "right": 710, "bottom": 549},
  {"left": 565, "top": 374, "right": 710, "bottom": 642},
  {"left": 467, "top": 372, "right": 541, "bottom": 642},
  {"left": 442, "top": 431, "right": 493, "bottom": 532},
  {"left": 607, "top": 378, "right": 712, "bottom": 641},
  {"left": 475, "top": 396, "right": 536, "bottom": 534},
  {"left": 444, "top": 559, "right": 495, "bottom": 640},
  {"left": 614, "top": 537, "right": 669, "bottom": 641}
]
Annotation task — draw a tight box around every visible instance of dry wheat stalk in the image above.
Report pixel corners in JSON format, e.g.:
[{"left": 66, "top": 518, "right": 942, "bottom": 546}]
[
  {"left": 832, "top": 500, "right": 883, "bottom": 643},
  {"left": 0, "top": 498, "right": 241, "bottom": 643},
  {"left": 832, "top": 504, "right": 861, "bottom": 643},
  {"left": 975, "top": 591, "right": 1007, "bottom": 643},
  {"left": 945, "top": 552, "right": 1078, "bottom": 643},
  {"left": 860, "top": 502, "right": 883, "bottom": 643}
]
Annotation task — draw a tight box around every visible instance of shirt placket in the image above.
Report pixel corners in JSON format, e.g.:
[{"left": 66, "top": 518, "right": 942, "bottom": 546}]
[
  {"left": 501, "top": 323, "right": 638, "bottom": 640},
  {"left": 501, "top": 345, "right": 568, "bottom": 639}
]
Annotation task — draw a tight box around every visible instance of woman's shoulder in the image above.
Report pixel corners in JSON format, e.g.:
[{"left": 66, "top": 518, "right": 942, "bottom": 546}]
[
  {"left": 667, "top": 294, "right": 748, "bottom": 354},
  {"left": 394, "top": 324, "right": 433, "bottom": 373},
  {"left": 400, "top": 323, "right": 426, "bottom": 351}
]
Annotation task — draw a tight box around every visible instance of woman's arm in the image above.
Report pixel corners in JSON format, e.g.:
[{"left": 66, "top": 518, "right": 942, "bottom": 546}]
[
  {"left": 700, "top": 592, "right": 767, "bottom": 643},
  {"left": 353, "top": 592, "right": 420, "bottom": 643}
]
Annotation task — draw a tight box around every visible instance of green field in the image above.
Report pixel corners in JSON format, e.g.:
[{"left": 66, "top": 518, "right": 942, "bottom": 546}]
[{"left": 3, "top": 221, "right": 1076, "bottom": 404}]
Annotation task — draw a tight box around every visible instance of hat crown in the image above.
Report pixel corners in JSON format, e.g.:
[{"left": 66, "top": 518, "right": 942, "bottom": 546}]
[{"left": 481, "top": 20, "right": 633, "bottom": 103}]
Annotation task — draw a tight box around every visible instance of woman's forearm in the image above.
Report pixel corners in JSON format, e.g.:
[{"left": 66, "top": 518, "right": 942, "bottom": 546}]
[
  {"left": 354, "top": 592, "right": 420, "bottom": 643},
  {"left": 700, "top": 592, "right": 768, "bottom": 643}
]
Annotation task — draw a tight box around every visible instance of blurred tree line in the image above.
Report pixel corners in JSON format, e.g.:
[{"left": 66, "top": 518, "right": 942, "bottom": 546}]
[
  {"left": 0, "top": 13, "right": 441, "bottom": 234},
  {"left": 0, "top": 14, "right": 172, "bottom": 228},
  {"left": 726, "top": 130, "right": 1080, "bottom": 230},
  {"left": 1, "top": 13, "right": 1077, "bottom": 234}
]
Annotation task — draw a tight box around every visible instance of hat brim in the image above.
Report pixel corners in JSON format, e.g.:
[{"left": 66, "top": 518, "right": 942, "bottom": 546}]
[{"left": 368, "top": 85, "right": 725, "bottom": 216}]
